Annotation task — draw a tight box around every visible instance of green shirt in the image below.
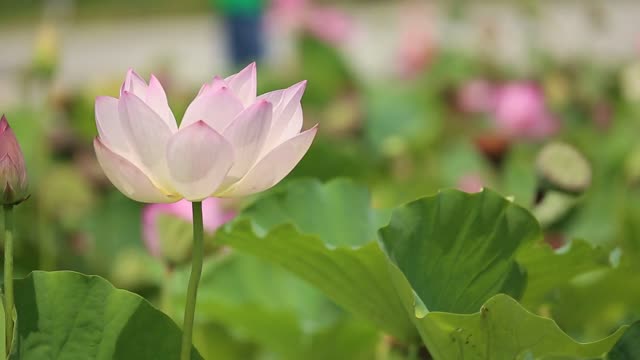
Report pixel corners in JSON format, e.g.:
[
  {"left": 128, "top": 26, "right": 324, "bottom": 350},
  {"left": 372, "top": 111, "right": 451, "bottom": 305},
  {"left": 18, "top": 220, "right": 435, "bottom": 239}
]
[{"left": 212, "top": 0, "right": 266, "bottom": 15}]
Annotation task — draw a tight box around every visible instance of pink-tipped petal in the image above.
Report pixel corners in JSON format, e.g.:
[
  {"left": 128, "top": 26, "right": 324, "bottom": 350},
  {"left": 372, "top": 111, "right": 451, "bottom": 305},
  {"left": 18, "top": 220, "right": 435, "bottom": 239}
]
[
  {"left": 222, "top": 100, "right": 273, "bottom": 179},
  {"left": 197, "top": 76, "right": 227, "bottom": 98},
  {"left": 218, "top": 126, "right": 317, "bottom": 197},
  {"left": 95, "top": 96, "right": 131, "bottom": 155},
  {"left": 181, "top": 87, "right": 244, "bottom": 132},
  {"left": 147, "top": 75, "right": 177, "bottom": 131},
  {"left": 225, "top": 62, "right": 257, "bottom": 106},
  {"left": 94, "top": 138, "right": 176, "bottom": 203},
  {"left": 119, "top": 92, "right": 174, "bottom": 190},
  {"left": 166, "top": 121, "right": 235, "bottom": 201},
  {"left": 259, "top": 81, "right": 307, "bottom": 151},
  {"left": 121, "top": 68, "right": 148, "bottom": 98}
]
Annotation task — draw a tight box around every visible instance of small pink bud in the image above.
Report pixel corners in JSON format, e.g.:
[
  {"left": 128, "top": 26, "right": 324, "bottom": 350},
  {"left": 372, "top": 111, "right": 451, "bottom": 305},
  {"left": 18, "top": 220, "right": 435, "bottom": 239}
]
[{"left": 0, "top": 115, "right": 29, "bottom": 205}]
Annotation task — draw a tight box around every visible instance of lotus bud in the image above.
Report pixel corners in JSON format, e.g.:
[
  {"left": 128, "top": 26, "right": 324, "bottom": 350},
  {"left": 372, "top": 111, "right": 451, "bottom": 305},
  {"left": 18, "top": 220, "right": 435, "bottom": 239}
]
[{"left": 0, "top": 115, "right": 29, "bottom": 206}]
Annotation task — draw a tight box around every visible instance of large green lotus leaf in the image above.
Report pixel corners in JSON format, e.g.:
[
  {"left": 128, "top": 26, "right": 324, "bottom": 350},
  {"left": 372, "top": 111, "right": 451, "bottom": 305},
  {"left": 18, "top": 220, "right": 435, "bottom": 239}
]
[
  {"left": 218, "top": 220, "right": 415, "bottom": 341},
  {"left": 380, "top": 189, "right": 541, "bottom": 314},
  {"left": 608, "top": 321, "right": 640, "bottom": 359},
  {"left": 218, "top": 179, "right": 414, "bottom": 340},
  {"left": 221, "top": 179, "right": 629, "bottom": 358},
  {"left": 416, "top": 294, "right": 625, "bottom": 360},
  {"left": 517, "top": 240, "right": 611, "bottom": 308},
  {"left": 220, "top": 181, "right": 539, "bottom": 341},
  {"left": 11, "top": 271, "right": 201, "bottom": 360}
]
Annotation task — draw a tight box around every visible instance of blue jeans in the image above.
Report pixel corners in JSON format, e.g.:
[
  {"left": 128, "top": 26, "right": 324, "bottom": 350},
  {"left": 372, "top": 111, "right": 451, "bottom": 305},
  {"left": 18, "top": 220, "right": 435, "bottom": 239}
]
[{"left": 224, "top": 13, "right": 264, "bottom": 67}]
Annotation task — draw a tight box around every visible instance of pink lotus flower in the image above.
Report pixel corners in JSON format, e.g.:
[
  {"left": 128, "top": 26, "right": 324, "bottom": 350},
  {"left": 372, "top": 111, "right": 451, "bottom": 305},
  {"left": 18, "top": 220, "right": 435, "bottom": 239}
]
[
  {"left": 456, "top": 79, "right": 496, "bottom": 114},
  {"left": 94, "top": 63, "right": 317, "bottom": 203},
  {"left": 0, "top": 115, "right": 29, "bottom": 205},
  {"left": 142, "top": 198, "right": 235, "bottom": 257},
  {"left": 492, "top": 82, "right": 558, "bottom": 139}
]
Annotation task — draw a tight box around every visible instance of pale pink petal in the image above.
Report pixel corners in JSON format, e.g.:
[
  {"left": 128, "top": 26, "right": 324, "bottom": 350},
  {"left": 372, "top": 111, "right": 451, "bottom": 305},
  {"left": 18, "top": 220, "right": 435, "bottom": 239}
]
[
  {"left": 146, "top": 75, "right": 177, "bottom": 131},
  {"left": 259, "top": 81, "right": 307, "bottom": 152},
  {"left": 225, "top": 62, "right": 257, "bottom": 106},
  {"left": 94, "top": 138, "right": 177, "bottom": 203},
  {"left": 278, "top": 104, "right": 303, "bottom": 143},
  {"left": 222, "top": 100, "right": 272, "bottom": 180},
  {"left": 120, "top": 68, "right": 148, "bottom": 98},
  {"left": 181, "top": 87, "right": 244, "bottom": 132},
  {"left": 95, "top": 96, "right": 131, "bottom": 155},
  {"left": 119, "top": 92, "right": 174, "bottom": 190},
  {"left": 218, "top": 126, "right": 317, "bottom": 197},
  {"left": 166, "top": 121, "right": 235, "bottom": 201}
]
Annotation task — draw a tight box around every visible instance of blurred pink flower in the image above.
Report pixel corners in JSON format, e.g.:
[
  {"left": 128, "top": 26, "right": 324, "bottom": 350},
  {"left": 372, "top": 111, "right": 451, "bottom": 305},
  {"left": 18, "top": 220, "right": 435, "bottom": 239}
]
[
  {"left": 397, "top": 6, "right": 437, "bottom": 77},
  {"left": 457, "top": 173, "right": 484, "bottom": 193},
  {"left": 492, "top": 82, "right": 558, "bottom": 139},
  {"left": 142, "top": 198, "right": 235, "bottom": 257},
  {"left": 269, "top": 0, "right": 352, "bottom": 45},
  {"left": 306, "top": 7, "right": 352, "bottom": 45},
  {"left": 456, "top": 79, "right": 496, "bottom": 114}
]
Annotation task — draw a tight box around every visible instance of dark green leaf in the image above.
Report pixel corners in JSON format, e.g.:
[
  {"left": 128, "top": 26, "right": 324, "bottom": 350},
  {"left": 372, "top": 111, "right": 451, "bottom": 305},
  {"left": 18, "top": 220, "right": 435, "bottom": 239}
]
[
  {"left": 12, "top": 271, "right": 201, "bottom": 360},
  {"left": 380, "top": 189, "right": 540, "bottom": 313}
]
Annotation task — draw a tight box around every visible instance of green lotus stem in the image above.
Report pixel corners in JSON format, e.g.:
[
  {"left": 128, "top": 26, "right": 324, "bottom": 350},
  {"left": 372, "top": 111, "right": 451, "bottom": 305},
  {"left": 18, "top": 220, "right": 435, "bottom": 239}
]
[
  {"left": 3, "top": 205, "right": 14, "bottom": 354},
  {"left": 180, "top": 201, "right": 203, "bottom": 360}
]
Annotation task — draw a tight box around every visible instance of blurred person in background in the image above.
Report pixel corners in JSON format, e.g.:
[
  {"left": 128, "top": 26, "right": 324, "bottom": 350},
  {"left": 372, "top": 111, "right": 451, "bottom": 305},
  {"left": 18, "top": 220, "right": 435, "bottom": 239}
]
[{"left": 212, "top": 0, "right": 266, "bottom": 67}]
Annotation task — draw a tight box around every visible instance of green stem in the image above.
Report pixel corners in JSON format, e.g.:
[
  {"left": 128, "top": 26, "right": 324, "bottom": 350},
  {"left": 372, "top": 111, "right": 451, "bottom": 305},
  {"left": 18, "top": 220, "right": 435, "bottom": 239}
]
[
  {"left": 3, "top": 205, "right": 14, "bottom": 354},
  {"left": 180, "top": 201, "right": 203, "bottom": 360}
]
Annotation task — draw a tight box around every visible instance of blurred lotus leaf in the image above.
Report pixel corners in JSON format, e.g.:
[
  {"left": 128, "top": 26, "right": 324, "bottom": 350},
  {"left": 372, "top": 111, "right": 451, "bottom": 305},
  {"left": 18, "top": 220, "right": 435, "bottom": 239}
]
[
  {"left": 365, "top": 85, "right": 442, "bottom": 156},
  {"left": 110, "top": 248, "right": 164, "bottom": 291},
  {"left": 298, "top": 33, "right": 355, "bottom": 106},
  {"left": 39, "top": 164, "right": 95, "bottom": 231}
]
